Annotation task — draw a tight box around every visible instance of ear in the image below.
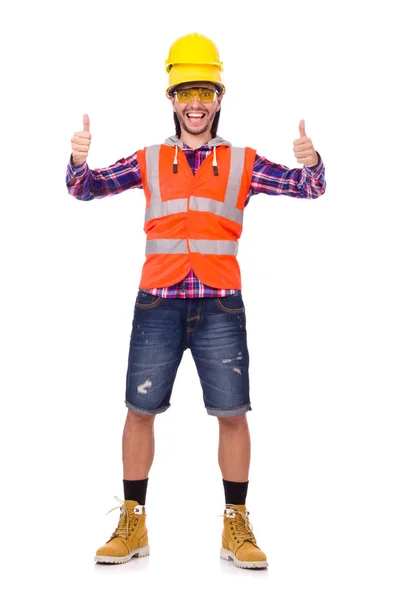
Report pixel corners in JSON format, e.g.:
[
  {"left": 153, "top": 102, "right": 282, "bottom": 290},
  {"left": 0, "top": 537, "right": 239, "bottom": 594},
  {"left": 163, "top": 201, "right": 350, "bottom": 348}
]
[
  {"left": 168, "top": 94, "right": 176, "bottom": 112},
  {"left": 216, "top": 93, "right": 224, "bottom": 112}
]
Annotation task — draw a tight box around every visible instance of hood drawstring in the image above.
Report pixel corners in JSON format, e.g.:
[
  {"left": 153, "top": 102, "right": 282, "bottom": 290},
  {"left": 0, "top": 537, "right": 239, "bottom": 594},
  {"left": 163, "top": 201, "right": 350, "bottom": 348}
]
[
  {"left": 173, "top": 145, "right": 178, "bottom": 173},
  {"left": 212, "top": 145, "right": 219, "bottom": 176},
  {"left": 172, "top": 143, "right": 219, "bottom": 176}
]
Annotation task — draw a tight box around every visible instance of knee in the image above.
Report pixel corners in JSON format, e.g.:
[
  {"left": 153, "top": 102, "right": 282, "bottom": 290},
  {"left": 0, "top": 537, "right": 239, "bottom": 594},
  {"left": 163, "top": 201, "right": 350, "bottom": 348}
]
[
  {"left": 218, "top": 414, "right": 248, "bottom": 429},
  {"left": 125, "top": 409, "right": 156, "bottom": 427}
]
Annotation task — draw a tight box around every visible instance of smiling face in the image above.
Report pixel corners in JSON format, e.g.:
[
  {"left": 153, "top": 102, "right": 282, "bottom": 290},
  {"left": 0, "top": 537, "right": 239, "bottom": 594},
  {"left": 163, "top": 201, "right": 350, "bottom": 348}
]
[{"left": 170, "top": 81, "right": 223, "bottom": 137}]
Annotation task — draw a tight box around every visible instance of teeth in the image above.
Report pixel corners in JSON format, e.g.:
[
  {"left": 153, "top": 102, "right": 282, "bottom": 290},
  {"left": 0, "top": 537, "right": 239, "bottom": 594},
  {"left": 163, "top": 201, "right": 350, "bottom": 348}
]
[{"left": 187, "top": 113, "right": 205, "bottom": 118}]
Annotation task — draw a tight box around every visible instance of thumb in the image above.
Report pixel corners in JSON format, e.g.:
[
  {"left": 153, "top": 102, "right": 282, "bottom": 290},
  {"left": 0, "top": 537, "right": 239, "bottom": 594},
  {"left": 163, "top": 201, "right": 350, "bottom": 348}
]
[
  {"left": 83, "top": 114, "right": 90, "bottom": 132},
  {"left": 299, "top": 119, "right": 306, "bottom": 138}
]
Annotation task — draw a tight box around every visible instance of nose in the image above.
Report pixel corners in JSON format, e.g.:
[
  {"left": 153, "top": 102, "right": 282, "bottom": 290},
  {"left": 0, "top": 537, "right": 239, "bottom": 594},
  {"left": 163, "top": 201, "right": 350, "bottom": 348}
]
[{"left": 189, "top": 94, "right": 202, "bottom": 108}]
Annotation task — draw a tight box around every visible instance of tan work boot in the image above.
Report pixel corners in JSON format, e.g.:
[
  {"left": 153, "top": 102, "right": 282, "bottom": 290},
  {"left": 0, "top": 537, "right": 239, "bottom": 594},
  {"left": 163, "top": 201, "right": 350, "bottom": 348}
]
[
  {"left": 95, "top": 497, "right": 150, "bottom": 564},
  {"left": 220, "top": 503, "right": 268, "bottom": 569}
]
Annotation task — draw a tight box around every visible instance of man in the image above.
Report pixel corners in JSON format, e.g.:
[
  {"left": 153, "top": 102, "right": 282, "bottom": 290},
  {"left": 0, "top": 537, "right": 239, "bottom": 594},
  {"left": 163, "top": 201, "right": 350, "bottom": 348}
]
[{"left": 66, "top": 32, "right": 326, "bottom": 570}]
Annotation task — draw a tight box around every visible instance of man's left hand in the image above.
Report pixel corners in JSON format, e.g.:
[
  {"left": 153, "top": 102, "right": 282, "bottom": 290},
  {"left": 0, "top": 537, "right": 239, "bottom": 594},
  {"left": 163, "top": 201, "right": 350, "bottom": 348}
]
[{"left": 293, "top": 120, "right": 318, "bottom": 167}]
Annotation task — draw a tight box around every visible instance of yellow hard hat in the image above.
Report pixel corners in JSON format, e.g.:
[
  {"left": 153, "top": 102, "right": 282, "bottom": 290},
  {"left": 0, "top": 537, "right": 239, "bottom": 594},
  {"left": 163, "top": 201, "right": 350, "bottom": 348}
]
[{"left": 165, "top": 33, "right": 226, "bottom": 96}]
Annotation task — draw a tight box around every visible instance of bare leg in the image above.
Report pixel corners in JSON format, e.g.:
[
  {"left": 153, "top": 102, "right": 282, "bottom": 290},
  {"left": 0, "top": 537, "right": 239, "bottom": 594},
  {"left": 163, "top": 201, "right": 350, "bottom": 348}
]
[
  {"left": 218, "top": 414, "right": 251, "bottom": 481},
  {"left": 122, "top": 410, "right": 156, "bottom": 480}
]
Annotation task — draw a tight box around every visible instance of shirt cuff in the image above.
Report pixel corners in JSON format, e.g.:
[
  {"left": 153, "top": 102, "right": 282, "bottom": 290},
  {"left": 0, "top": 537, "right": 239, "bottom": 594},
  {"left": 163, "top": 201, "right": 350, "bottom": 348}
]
[
  {"left": 303, "top": 152, "right": 323, "bottom": 177},
  {"left": 68, "top": 153, "right": 88, "bottom": 175}
]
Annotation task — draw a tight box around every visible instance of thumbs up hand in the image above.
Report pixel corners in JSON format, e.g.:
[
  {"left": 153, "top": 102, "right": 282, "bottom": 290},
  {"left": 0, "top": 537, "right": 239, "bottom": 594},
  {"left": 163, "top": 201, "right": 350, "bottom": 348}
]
[
  {"left": 71, "top": 114, "right": 92, "bottom": 166},
  {"left": 293, "top": 119, "right": 318, "bottom": 168}
]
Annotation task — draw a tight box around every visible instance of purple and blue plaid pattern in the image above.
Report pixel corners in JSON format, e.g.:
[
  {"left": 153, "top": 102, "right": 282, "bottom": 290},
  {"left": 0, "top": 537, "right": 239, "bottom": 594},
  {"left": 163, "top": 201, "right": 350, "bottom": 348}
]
[{"left": 66, "top": 141, "right": 326, "bottom": 298}]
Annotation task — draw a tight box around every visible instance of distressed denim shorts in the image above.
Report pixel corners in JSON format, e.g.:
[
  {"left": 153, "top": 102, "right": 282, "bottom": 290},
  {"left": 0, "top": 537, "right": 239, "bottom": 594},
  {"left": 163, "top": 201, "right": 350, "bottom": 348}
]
[{"left": 125, "top": 289, "right": 251, "bottom": 417}]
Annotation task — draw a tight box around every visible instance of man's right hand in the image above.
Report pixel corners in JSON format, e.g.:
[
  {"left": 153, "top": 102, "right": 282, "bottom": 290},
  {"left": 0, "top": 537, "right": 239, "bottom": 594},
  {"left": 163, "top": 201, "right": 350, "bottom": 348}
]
[{"left": 71, "top": 114, "right": 91, "bottom": 166}]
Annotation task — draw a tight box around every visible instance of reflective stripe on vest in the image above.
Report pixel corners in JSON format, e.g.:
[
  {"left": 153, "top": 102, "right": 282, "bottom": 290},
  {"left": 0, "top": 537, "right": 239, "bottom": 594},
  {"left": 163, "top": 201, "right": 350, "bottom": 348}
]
[
  {"left": 224, "top": 146, "right": 245, "bottom": 206},
  {"left": 145, "top": 145, "right": 161, "bottom": 202},
  {"left": 145, "top": 198, "right": 188, "bottom": 222},
  {"left": 146, "top": 239, "right": 188, "bottom": 254},
  {"left": 145, "top": 239, "right": 238, "bottom": 256},
  {"left": 144, "top": 145, "right": 245, "bottom": 225},
  {"left": 189, "top": 239, "right": 238, "bottom": 255},
  {"left": 189, "top": 196, "right": 243, "bottom": 225}
]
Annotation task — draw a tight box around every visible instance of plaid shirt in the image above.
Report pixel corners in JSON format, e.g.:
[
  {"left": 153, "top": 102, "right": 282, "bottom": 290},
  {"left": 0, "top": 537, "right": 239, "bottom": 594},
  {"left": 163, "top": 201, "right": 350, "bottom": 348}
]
[{"left": 66, "top": 139, "right": 326, "bottom": 298}]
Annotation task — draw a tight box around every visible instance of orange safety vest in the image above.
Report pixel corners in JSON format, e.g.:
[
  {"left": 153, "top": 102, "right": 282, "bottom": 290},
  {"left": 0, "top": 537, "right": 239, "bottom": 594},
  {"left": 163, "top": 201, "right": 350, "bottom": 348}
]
[{"left": 137, "top": 137, "right": 256, "bottom": 289}]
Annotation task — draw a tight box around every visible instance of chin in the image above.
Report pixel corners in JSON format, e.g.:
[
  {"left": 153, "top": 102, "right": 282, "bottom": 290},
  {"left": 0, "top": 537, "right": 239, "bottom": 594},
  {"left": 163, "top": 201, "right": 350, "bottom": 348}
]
[
  {"left": 182, "top": 122, "right": 211, "bottom": 136},
  {"left": 188, "top": 128, "right": 208, "bottom": 135}
]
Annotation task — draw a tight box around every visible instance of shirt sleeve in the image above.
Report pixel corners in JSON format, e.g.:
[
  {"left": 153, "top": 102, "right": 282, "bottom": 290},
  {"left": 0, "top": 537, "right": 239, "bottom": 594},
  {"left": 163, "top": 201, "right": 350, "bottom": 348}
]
[
  {"left": 65, "top": 151, "right": 142, "bottom": 201},
  {"left": 249, "top": 151, "right": 326, "bottom": 200}
]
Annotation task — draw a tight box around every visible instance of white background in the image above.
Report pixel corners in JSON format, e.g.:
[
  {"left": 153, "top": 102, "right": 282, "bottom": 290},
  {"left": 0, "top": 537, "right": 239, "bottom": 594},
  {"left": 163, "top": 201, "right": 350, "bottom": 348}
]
[{"left": 1, "top": 0, "right": 396, "bottom": 598}]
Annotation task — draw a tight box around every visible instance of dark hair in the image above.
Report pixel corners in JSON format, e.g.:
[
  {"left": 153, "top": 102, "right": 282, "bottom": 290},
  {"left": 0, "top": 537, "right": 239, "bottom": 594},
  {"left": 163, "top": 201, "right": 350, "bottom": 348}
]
[{"left": 173, "top": 107, "right": 221, "bottom": 139}]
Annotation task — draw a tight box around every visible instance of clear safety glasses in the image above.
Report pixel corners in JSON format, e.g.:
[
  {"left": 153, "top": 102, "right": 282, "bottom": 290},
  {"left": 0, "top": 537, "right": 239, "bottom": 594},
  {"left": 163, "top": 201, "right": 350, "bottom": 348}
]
[{"left": 173, "top": 87, "right": 218, "bottom": 104}]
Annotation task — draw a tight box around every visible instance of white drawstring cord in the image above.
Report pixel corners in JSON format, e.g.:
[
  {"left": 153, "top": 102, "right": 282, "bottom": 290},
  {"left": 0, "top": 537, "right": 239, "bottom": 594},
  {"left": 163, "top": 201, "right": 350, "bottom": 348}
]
[
  {"left": 173, "top": 145, "right": 178, "bottom": 173},
  {"left": 173, "top": 143, "right": 218, "bottom": 175},
  {"left": 213, "top": 145, "right": 219, "bottom": 176}
]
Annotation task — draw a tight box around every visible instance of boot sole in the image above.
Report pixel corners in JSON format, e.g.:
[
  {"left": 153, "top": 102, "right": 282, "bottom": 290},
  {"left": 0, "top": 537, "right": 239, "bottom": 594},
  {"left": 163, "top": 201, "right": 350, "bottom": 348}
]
[
  {"left": 95, "top": 544, "right": 150, "bottom": 564},
  {"left": 220, "top": 547, "right": 268, "bottom": 569}
]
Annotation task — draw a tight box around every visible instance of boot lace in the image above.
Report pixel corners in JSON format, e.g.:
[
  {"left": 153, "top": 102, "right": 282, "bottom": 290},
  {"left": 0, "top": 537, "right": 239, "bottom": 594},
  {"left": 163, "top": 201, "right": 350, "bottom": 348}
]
[
  {"left": 106, "top": 496, "right": 139, "bottom": 541},
  {"left": 218, "top": 504, "right": 257, "bottom": 544}
]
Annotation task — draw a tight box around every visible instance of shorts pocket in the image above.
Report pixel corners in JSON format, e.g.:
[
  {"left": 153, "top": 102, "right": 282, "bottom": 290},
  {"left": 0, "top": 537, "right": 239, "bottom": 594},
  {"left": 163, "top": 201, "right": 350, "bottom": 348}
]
[
  {"left": 215, "top": 292, "right": 245, "bottom": 314},
  {"left": 135, "top": 290, "right": 163, "bottom": 309}
]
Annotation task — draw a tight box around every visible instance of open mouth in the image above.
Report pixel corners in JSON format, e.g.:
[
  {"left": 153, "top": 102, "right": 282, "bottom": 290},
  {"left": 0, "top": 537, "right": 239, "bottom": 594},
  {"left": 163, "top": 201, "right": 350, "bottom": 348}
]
[{"left": 185, "top": 112, "right": 206, "bottom": 123}]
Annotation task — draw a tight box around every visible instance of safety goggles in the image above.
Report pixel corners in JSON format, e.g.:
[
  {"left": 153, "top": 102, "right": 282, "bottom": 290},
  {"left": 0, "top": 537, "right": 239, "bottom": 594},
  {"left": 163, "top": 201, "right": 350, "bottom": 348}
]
[{"left": 173, "top": 87, "right": 218, "bottom": 104}]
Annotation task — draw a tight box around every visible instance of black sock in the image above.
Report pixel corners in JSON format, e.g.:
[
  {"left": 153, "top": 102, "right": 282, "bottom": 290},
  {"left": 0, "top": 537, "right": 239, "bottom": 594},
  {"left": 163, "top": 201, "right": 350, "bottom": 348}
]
[
  {"left": 222, "top": 479, "right": 249, "bottom": 505},
  {"left": 123, "top": 478, "right": 148, "bottom": 505}
]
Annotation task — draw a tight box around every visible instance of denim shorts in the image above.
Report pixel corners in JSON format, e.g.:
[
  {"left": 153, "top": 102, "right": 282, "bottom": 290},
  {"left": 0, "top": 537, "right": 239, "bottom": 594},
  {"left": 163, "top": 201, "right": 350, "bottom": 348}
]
[{"left": 125, "top": 289, "right": 251, "bottom": 417}]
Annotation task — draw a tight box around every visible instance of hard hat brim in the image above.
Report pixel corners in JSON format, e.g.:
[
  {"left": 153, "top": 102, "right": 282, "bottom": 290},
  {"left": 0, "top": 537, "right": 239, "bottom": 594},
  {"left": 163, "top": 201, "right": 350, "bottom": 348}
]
[{"left": 166, "top": 63, "right": 225, "bottom": 96}]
